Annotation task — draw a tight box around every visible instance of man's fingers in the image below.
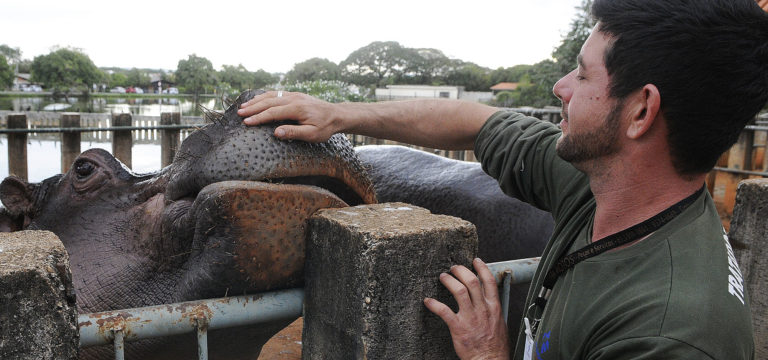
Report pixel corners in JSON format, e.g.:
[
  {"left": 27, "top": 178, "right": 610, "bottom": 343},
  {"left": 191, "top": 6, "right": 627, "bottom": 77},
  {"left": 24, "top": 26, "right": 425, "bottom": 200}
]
[
  {"left": 424, "top": 297, "right": 458, "bottom": 327},
  {"left": 274, "top": 124, "right": 328, "bottom": 143},
  {"left": 450, "top": 265, "right": 485, "bottom": 308},
  {"left": 473, "top": 258, "right": 500, "bottom": 302},
  {"left": 439, "top": 272, "right": 475, "bottom": 310}
]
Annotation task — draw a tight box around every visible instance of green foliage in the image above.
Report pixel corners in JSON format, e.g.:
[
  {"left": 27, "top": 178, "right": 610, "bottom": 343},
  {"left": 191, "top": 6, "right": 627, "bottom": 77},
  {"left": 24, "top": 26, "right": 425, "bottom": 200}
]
[
  {"left": 30, "top": 47, "right": 101, "bottom": 94},
  {"left": 284, "top": 80, "right": 369, "bottom": 103},
  {"left": 490, "top": 65, "right": 532, "bottom": 84},
  {"left": 175, "top": 54, "right": 217, "bottom": 96},
  {"left": 218, "top": 64, "right": 279, "bottom": 92},
  {"left": 398, "top": 48, "right": 450, "bottom": 85},
  {"left": 0, "top": 45, "right": 21, "bottom": 65},
  {"left": 0, "top": 55, "right": 13, "bottom": 89},
  {"left": 341, "top": 41, "right": 409, "bottom": 88},
  {"left": 552, "top": 0, "right": 595, "bottom": 73},
  {"left": 444, "top": 60, "right": 492, "bottom": 91},
  {"left": 110, "top": 73, "right": 128, "bottom": 87},
  {"left": 126, "top": 68, "right": 150, "bottom": 87},
  {"left": 285, "top": 58, "right": 341, "bottom": 84}
]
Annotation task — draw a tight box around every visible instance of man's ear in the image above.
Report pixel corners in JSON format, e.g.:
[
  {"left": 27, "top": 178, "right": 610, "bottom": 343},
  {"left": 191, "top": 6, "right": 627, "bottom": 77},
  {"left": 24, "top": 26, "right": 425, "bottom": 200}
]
[
  {"left": 625, "top": 84, "right": 661, "bottom": 139},
  {"left": 0, "top": 176, "right": 35, "bottom": 217}
]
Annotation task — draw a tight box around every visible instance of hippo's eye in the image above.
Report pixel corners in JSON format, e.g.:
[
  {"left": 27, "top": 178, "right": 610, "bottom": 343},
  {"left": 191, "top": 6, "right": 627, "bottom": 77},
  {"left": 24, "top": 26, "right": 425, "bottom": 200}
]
[{"left": 74, "top": 160, "right": 96, "bottom": 179}]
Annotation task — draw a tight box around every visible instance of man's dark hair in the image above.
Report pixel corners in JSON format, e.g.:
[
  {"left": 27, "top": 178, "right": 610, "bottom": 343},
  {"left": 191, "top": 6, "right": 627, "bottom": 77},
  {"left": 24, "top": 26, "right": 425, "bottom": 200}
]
[{"left": 592, "top": 0, "right": 768, "bottom": 175}]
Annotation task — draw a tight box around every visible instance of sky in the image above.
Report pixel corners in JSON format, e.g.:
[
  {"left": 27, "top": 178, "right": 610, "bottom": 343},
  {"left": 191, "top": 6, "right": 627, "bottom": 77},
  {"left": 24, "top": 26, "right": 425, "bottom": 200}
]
[{"left": 1, "top": 0, "right": 584, "bottom": 74}]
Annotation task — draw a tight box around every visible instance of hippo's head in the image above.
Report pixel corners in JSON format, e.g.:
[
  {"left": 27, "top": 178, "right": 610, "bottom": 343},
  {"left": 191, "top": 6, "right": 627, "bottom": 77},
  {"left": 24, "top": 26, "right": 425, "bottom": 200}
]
[{"left": 0, "top": 89, "right": 377, "bottom": 315}]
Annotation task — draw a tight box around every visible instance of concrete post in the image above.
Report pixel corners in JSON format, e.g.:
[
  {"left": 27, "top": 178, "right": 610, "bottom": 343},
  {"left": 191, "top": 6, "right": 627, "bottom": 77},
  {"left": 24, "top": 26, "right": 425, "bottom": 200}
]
[
  {"left": 161, "top": 112, "right": 180, "bottom": 167},
  {"left": 8, "top": 113, "right": 27, "bottom": 181},
  {"left": 303, "top": 203, "right": 478, "bottom": 359},
  {"left": 729, "top": 178, "right": 768, "bottom": 358},
  {"left": 111, "top": 113, "right": 133, "bottom": 169},
  {"left": 0, "top": 231, "right": 78, "bottom": 359},
  {"left": 60, "top": 113, "right": 81, "bottom": 174}
]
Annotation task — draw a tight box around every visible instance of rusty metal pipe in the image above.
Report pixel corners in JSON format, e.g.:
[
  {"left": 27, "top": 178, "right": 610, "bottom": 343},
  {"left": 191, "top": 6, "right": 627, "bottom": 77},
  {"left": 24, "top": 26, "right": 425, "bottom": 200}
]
[
  {"left": 79, "top": 288, "right": 304, "bottom": 348},
  {"left": 487, "top": 257, "right": 540, "bottom": 285}
]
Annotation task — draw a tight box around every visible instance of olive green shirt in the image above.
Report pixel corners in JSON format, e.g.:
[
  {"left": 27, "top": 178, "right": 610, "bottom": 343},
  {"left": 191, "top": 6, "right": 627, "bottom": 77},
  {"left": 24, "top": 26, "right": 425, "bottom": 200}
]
[{"left": 475, "top": 111, "right": 754, "bottom": 359}]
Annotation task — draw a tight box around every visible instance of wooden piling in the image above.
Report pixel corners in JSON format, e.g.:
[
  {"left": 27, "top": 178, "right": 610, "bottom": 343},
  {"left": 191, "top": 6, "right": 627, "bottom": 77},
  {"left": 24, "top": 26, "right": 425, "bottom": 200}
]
[
  {"left": 160, "top": 112, "right": 180, "bottom": 167},
  {"left": 112, "top": 113, "right": 133, "bottom": 169},
  {"left": 60, "top": 113, "right": 81, "bottom": 174},
  {"left": 8, "top": 113, "right": 28, "bottom": 181}
]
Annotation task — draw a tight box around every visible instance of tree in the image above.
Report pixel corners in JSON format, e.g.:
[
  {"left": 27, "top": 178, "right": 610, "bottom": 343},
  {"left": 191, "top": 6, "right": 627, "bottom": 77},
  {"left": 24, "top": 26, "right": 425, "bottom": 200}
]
[
  {"left": 443, "top": 60, "right": 492, "bottom": 91},
  {"left": 126, "top": 68, "right": 150, "bottom": 87},
  {"left": 175, "top": 54, "right": 217, "bottom": 97},
  {"left": 490, "top": 64, "right": 532, "bottom": 84},
  {"left": 284, "top": 58, "right": 341, "bottom": 84},
  {"left": 552, "top": 0, "right": 595, "bottom": 73},
  {"left": 252, "top": 69, "right": 279, "bottom": 89},
  {"left": 110, "top": 72, "right": 128, "bottom": 87},
  {"left": 219, "top": 64, "right": 254, "bottom": 91},
  {"left": 0, "top": 45, "right": 21, "bottom": 66},
  {"left": 284, "top": 80, "right": 368, "bottom": 103},
  {"left": 341, "top": 41, "right": 409, "bottom": 88},
  {"left": 30, "top": 47, "right": 101, "bottom": 94},
  {"left": 0, "top": 55, "right": 13, "bottom": 89},
  {"left": 398, "top": 48, "right": 451, "bottom": 85}
]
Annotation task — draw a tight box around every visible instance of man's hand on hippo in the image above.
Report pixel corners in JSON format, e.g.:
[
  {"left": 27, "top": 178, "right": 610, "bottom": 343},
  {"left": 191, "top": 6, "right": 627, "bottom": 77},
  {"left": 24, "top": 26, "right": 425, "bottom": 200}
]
[
  {"left": 238, "top": 90, "right": 498, "bottom": 150},
  {"left": 239, "top": 91, "right": 343, "bottom": 143},
  {"left": 424, "top": 258, "right": 511, "bottom": 360}
]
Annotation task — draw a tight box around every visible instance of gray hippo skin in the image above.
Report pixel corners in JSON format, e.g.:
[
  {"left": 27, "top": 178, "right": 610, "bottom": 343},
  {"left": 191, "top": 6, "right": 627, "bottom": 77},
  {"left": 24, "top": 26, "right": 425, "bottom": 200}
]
[
  {"left": 355, "top": 145, "right": 554, "bottom": 332},
  {"left": 0, "top": 90, "right": 377, "bottom": 360},
  {"left": 355, "top": 145, "right": 553, "bottom": 263}
]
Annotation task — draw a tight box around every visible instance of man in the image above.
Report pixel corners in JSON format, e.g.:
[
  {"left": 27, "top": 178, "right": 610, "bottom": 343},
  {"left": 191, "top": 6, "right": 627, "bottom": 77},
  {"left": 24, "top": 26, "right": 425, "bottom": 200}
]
[{"left": 238, "top": 0, "right": 768, "bottom": 358}]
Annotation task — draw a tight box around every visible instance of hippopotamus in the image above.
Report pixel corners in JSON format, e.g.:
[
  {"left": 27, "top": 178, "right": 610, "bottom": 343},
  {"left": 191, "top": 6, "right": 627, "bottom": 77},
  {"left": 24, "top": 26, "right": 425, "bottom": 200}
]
[
  {"left": 355, "top": 145, "right": 553, "bottom": 263},
  {"left": 0, "top": 89, "right": 377, "bottom": 359}
]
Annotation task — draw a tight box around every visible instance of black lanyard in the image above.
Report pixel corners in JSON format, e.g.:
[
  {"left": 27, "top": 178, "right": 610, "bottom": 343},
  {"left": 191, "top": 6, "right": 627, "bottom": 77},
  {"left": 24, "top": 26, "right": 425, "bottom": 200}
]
[{"left": 528, "top": 186, "right": 705, "bottom": 333}]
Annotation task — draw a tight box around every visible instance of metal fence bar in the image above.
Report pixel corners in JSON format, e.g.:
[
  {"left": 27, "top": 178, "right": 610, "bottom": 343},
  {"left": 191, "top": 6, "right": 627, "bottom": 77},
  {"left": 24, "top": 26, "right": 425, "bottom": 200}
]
[
  {"left": 501, "top": 272, "right": 513, "bottom": 324},
  {"left": 78, "top": 288, "right": 304, "bottom": 348},
  {"left": 78, "top": 258, "right": 541, "bottom": 355}
]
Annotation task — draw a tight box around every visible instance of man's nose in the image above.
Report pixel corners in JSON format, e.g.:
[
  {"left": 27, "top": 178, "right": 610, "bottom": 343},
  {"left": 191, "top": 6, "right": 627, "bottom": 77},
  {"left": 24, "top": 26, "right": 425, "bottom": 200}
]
[{"left": 553, "top": 69, "right": 575, "bottom": 103}]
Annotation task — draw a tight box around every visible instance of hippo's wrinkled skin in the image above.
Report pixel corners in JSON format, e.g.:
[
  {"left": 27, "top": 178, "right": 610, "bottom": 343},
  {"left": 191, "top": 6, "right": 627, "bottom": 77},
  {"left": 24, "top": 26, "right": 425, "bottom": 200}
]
[
  {"left": 356, "top": 145, "right": 553, "bottom": 262},
  {"left": 0, "top": 90, "right": 376, "bottom": 359},
  {"left": 355, "top": 145, "right": 554, "bottom": 330}
]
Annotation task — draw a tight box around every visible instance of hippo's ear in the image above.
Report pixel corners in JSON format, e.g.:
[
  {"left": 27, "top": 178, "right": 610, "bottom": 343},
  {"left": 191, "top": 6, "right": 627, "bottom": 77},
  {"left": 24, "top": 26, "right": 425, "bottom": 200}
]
[
  {"left": 0, "top": 176, "right": 35, "bottom": 217},
  {"left": 0, "top": 206, "right": 23, "bottom": 232}
]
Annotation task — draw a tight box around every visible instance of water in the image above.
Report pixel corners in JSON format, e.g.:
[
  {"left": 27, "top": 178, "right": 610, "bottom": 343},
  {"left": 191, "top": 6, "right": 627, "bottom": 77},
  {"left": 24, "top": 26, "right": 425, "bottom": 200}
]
[
  {"left": 0, "top": 94, "right": 221, "bottom": 116},
  {"left": 0, "top": 137, "right": 164, "bottom": 182}
]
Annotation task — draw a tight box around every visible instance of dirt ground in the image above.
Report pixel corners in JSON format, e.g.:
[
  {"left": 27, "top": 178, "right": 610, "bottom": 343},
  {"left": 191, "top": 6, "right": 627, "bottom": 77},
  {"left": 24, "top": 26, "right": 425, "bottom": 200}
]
[{"left": 257, "top": 317, "right": 303, "bottom": 360}]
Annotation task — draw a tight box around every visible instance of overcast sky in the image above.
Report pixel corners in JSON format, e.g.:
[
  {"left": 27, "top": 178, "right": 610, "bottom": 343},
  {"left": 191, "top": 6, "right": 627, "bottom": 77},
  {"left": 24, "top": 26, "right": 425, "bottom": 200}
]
[{"left": 1, "top": 0, "right": 584, "bottom": 73}]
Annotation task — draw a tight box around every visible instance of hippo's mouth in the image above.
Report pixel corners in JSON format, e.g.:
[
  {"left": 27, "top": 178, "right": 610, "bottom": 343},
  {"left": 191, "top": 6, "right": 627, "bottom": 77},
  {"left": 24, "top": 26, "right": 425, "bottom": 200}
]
[{"left": 161, "top": 176, "right": 358, "bottom": 299}]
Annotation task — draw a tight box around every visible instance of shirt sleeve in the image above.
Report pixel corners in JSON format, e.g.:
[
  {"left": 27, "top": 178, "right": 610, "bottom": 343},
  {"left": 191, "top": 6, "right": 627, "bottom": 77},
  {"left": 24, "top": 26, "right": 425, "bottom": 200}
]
[
  {"left": 587, "top": 336, "right": 718, "bottom": 360},
  {"left": 474, "top": 111, "right": 589, "bottom": 220}
]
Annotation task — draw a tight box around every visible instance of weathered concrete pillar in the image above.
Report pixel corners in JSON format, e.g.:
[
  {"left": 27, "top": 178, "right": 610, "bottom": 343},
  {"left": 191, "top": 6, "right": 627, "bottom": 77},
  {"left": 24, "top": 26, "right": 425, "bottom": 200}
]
[
  {"left": 729, "top": 179, "right": 768, "bottom": 358},
  {"left": 0, "top": 230, "right": 78, "bottom": 359},
  {"left": 8, "top": 113, "right": 28, "bottom": 181},
  {"left": 161, "top": 112, "right": 180, "bottom": 167},
  {"left": 111, "top": 113, "right": 133, "bottom": 169},
  {"left": 60, "top": 113, "right": 81, "bottom": 173},
  {"left": 303, "top": 203, "right": 478, "bottom": 359}
]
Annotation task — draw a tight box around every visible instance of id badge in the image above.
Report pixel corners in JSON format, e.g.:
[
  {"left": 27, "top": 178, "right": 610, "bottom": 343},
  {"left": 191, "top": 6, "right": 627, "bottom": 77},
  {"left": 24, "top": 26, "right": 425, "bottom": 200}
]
[{"left": 523, "top": 318, "right": 535, "bottom": 360}]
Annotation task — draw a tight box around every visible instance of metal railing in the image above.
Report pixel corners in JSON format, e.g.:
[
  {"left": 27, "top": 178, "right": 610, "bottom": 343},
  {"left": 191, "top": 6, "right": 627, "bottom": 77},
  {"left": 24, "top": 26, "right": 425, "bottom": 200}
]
[{"left": 78, "top": 257, "right": 540, "bottom": 360}]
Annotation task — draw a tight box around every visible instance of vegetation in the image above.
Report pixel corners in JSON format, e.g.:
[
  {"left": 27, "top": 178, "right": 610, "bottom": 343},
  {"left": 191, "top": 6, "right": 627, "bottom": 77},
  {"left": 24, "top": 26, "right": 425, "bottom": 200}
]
[
  {"left": 284, "top": 80, "right": 369, "bottom": 103},
  {"left": 175, "top": 54, "right": 217, "bottom": 98},
  {"left": 0, "top": 55, "right": 13, "bottom": 89},
  {"left": 284, "top": 58, "right": 341, "bottom": 84},
  {"left": 30, "top": 47, "right": 101, "bottom": 95}
]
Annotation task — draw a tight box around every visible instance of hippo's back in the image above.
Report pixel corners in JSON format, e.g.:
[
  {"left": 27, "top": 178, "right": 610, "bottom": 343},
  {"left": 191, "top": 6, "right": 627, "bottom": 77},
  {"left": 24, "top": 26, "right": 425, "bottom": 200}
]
[{"left": 355, "top": 145, "right": 553, "bottom": 263}]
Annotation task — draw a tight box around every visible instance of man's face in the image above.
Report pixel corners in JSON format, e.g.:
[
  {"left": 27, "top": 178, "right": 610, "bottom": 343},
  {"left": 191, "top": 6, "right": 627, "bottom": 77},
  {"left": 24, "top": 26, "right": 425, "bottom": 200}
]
[{"left": 553, "top": 26, "right": 624, "bottom": 166}]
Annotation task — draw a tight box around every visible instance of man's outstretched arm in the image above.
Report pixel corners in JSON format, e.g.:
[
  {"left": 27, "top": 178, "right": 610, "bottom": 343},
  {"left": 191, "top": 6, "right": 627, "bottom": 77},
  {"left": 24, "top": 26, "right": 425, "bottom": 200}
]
[{"left": 238, "top": 91, "right": 498, "bottom": 150}]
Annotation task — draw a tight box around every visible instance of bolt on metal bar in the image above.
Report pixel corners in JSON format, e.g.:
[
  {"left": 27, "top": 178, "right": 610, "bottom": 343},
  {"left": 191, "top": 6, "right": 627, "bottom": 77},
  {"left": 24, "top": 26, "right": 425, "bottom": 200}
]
[
  {"left": 113, "top": 330, "right": 125, "bottom": 360},
  {"left": 196, "top": 317, "right": 208, "bottom": 360},
  {"left": 79, "top": 288, "right": 304, "bottom": 348},
  {"left": 501, "top": 272, "right": 513, "bottom": 324}
]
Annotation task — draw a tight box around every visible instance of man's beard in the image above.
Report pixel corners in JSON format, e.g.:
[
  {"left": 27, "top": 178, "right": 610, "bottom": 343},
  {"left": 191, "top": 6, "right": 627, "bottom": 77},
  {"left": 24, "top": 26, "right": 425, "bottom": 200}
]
[{"left": 556, "top": 100, "right": 624, "bottom": 164}]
